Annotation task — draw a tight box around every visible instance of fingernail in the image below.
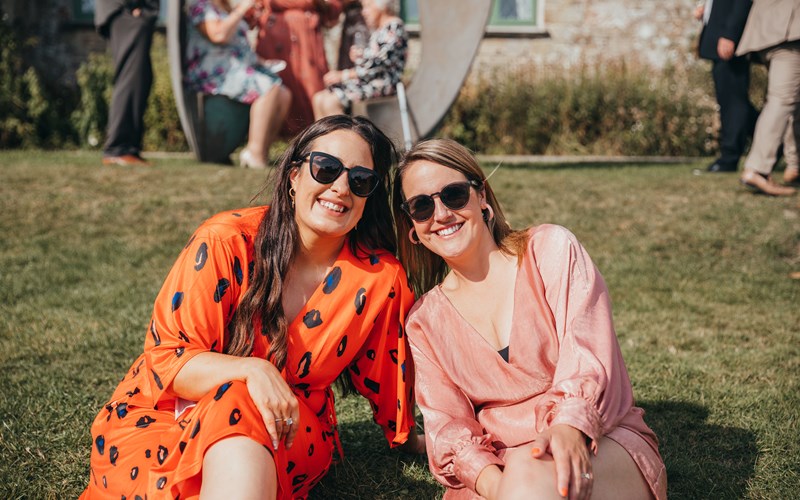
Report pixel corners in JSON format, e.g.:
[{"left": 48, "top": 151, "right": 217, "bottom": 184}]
[
  {"left": 530, "top": 447, "right": 541, "bottom": 456},
  {"left": 560, "top": 487, "right": 568, "bottom": 497},
  {"left": 272, "top": 440, "right": 279, "bottom": 449}
]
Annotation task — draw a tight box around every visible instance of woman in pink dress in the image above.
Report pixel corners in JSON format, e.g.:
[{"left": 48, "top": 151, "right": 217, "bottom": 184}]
[{"left": 392, "top": 139, "right": 667, "bottom": 500}]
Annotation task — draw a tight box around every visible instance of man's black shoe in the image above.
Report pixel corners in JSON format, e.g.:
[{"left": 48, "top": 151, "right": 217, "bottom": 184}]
[{"left": 706, "top": 162, "right": 738, "bottom": 173}]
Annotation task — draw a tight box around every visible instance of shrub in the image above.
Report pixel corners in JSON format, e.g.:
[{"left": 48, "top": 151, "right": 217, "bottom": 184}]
[
  {"left": 438, "top": 60, "right": 756, "bottom": 157},
  {"left": 0, "top": 18, "right": 75, "bottom": 148}
]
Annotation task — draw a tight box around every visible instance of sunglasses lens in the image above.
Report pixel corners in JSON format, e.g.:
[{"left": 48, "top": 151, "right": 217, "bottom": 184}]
[
  {"left": 310, "top": 154, "right": 343, "bottom": 184},
  {"left": 440, "top": 183, "right": 472, "bottom": 210},
  {"left": 348, "top": 167, "right": 380, "bottom": 197},
  {"left": 407, "top": 196, "right": 436, "bottom": 221}
]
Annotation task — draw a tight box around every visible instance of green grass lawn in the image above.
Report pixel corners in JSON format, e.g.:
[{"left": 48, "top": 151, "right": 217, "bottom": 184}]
[{"left": 1, "top": 151, "right": 798, "bottom": 499}]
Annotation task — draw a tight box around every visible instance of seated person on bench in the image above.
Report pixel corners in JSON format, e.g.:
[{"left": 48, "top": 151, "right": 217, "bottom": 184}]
[
  {"left": 186, "top": 0, "right": 291, "bottom": 168},
  {"left": 312, "top": 0, "right": 407, "bottom": 119}
]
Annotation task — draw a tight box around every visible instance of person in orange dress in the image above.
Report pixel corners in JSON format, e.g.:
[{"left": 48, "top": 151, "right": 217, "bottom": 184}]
[
  {"left": 392, "top": 139, "right": 666, "bottom": 500},
  {"left": 80, "top": 115, "right": 424, "bottom": 500},
  {"left": 252, "top": 0, "right": 343, "bottom": 136}
]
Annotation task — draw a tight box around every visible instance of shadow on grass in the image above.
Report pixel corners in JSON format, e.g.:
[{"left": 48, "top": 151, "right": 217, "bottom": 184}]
[
  {"left": 310, "top": 417, "right": 441, "bottom": 499},
  {"left": 640, "top": 400, "right": 758, "bottom": 499}
]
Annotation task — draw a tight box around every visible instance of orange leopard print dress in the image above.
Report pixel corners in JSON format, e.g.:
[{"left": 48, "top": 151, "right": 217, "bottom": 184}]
[{"left": 81, "top": 206, "right": 416, "bottom": 499}]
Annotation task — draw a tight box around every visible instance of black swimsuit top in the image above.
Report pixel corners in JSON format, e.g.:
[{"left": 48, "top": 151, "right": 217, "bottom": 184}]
[{"left": 497, "top": 345, "right": 509, "bottom": 363}]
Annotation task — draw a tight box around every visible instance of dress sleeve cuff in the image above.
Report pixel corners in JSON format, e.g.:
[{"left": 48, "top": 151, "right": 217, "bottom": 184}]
[
  {"left": 547, "top": 397, "right": 604, "bottom": 451},
  {"left": 449, "top": 436, "right": 505, "bottom": 492}
]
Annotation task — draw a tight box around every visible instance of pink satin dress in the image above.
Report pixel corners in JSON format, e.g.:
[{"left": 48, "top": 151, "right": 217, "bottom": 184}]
[{"left": 406, "top": 225, "right": 667, "bottom": 499}]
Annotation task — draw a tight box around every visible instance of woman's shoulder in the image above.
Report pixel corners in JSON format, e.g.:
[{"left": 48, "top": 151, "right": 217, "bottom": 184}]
[
  {"left": 524, "top": 224, "right": 584, "bottom": 256},
  {"left": 192, "top": 206, "right": 268, "bottom": 244}
]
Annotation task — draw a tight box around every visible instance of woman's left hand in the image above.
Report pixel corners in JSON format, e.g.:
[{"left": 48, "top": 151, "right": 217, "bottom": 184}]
[
  {"left": 530, "top": 424, "right": 593, "bottom": 500},
  {"left": 322, "top": 70, "right": 344, "bottom": 86}
]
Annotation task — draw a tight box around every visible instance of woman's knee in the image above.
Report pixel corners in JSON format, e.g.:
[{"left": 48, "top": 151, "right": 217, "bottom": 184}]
[{"left": 202, "top": 435, "right": 277, "bottom": 499}]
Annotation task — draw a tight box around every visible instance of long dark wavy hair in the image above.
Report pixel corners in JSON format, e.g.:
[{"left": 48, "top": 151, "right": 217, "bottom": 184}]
[
  {"left": 392, "top": 138, "right": 526, "bottom": 297},
  {"left": 227, "top": 115, "right": 398, "bottom": 370}
]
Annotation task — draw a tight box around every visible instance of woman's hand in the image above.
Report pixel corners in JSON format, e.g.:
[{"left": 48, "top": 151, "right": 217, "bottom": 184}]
[
  {"left": 396, "top": 426, "right": 426, "bottom": 454},
  {"left": 242, "top": 357, "right": 300, "bottom": 451},
  {"left": 322, "top": 69, "right": 345, "bottom": 86},
  {"left": 530, "top": 424, "right": 593, "bottom": 500}
]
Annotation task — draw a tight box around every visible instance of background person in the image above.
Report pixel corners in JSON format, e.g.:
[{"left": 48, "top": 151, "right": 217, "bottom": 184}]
[
  {"left": 694, "top": 0, "right": 758, "bottom": 173},
  {"left": 80, "top": 116, "right": 423, "bottom": 499},
  {"left": 737, "top": 0, "right": 800, "bottom": 196},
  {"left": 95, "top": 0, "right": 159, "bottom": 167},
  {"left": 253, "top": 0, "right": 343, "bottom": 135},
  {"left": 186, "top": 0, "right": 292, "bottom": 168},
  {"left": 312, "top": 0, "right": 407, "bottom": 119},
  {"left": 337, "top": 0, "right": 370, "bottom": 72},
  {"left": 392, "top": 139, "right": 667, "bottom": 500}
]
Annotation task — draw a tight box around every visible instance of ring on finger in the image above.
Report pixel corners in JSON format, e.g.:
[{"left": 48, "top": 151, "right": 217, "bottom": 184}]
[
  {"left": 580, "top": 472, "right": 592, "bottom": 480},
  {"left": 274, "top": 417, "right": 295, "bottom": 426}
]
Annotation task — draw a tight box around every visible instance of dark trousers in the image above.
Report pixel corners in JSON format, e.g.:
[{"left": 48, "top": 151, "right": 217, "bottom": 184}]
[
  {"left": 712, "top": 56, "right": 759, "bottom": 168},
  {"left": 103, "top": 10, "right": 156, "bottom": 157}
]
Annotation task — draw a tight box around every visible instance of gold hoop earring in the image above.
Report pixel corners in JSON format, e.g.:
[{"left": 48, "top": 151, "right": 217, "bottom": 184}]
[{"left": 289, "top": 186, "right": 296, "bottom": 209}]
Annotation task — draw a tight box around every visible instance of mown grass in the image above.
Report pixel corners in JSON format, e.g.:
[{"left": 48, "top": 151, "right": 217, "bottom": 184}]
[{"left": 1, "top": 151, "right": 798, "bottom": 499}]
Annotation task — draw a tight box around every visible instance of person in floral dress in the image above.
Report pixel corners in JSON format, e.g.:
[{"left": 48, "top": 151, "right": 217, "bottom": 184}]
[
  {"left": 186, "top": 0, "right": 292, "bottom": 168},
  {"left": 312, "top": 0, "right": 407, "bottom": 118}
]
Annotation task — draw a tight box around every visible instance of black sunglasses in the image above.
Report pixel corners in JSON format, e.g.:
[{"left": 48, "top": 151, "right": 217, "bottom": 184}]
[
  {"left": 299, "top": 151, "right": 380, "bottom": 198},
  {"left": 401, "top": 180, "right": 483, "bottom": 222}
]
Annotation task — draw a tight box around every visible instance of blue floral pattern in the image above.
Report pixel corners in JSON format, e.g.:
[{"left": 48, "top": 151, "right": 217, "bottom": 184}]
[{"left": 185, "top": 0, "right": 280, "bottom": 104}]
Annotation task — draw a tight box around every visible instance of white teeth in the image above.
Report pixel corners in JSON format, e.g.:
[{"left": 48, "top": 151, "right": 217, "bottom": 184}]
[
  {"left": 319, "top": 200, "right": 346, "bottom": 213},
  {"left": 436, "top": 224, "right": 462, "bottom": 236}
]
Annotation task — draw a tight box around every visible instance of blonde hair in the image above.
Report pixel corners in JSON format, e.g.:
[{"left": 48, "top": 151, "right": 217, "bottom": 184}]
[{"left": 391, "top": 139, "right": 528, "bottom": 296}]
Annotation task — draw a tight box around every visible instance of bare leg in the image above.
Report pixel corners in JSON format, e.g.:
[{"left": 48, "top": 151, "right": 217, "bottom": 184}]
[
  {"left": 497, "top": 437, "right": 652, "bottom": 500},
  {"left": 312, "top": 90, "right": 345, "bottom": 120},
  {"left": 201, "top": 435, "right": 278, "bottom": 500},
  {"left": 247, "top": 85, "right": 292, "bottom": 164}
]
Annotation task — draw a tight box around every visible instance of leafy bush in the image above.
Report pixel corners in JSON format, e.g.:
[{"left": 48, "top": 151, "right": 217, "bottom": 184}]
[
  {"left": 439, "top": 60, "right": 764, "bottom": 157},
  {"left": 0, "top": 18, "right": 75, "bottom": 148}
]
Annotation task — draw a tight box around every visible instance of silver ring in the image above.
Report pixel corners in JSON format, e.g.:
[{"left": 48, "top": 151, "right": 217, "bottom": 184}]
[
  {"left": 285, "top": 417, "right": 294, "bottom": 426},
  {"left": 580, "top": 472, "right": 592, "bottom": 480}
]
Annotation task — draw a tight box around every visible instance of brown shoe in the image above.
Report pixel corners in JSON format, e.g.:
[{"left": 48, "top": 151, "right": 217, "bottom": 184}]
[
  {"left": 783, "top": 167, "right": 799, "bottom": 185},
  {"left": 102, "top": 154, "right": 152, "bottom": 167},
  {"left": 740, "top": 170, "right": 797, "bottom": 197}
]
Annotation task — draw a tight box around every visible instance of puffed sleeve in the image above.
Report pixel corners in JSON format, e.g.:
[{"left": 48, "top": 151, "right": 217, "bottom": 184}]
[
  {"left": 347, "top": 267, "right": 416, "bottom": 447},
  {"left": 143, "top": 225, "right": 250, "bottom": 405},
  {"left": 531, "top": 225, "right": 636, "bottom": 452},
  {"left": 406, "top": 311, "right": 504, "bottom": 493}
]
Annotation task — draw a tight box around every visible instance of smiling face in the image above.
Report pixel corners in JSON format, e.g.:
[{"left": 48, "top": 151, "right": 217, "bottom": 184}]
[
  {"left": 401, "top": 159, "right": 488, "bottom": 263},
  {"left": 290, "top": 129, "right": 374, "bottom": 245}
]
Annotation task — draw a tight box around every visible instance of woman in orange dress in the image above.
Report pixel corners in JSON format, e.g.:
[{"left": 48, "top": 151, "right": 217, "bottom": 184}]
[
  {"left": 80, "top": 115, "right": 424, "bottom": 500},
  {"left": 252, "top": 0, "right": 343, "bottom": 135},
  {"left": 392, "top": 139, "right": 666, "bottom": 500}
]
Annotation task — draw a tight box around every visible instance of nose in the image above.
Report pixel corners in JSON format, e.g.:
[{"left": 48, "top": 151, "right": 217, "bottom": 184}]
[
  {"left": 431, "top": 195, "right": 452, "bottom": 221},
  {"left": 329, "top": 169, "right": 351, "bottom": 196}
]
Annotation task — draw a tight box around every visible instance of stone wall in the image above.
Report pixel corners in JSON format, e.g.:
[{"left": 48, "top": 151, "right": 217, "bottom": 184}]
[{"left": 407, "top": 0, "right": 703, "bottom": 81}]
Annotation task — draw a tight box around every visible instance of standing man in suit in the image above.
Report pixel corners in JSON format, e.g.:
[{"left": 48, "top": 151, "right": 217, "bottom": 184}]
[
  {"left": 695, "top": 0, "right": 758, "bottom": 173},
  {"left": 95, "top": 0, "right": 160, "bottom": 166},
  {"left": 737, "top": 0, "right": 800, "bottom": 196}
]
